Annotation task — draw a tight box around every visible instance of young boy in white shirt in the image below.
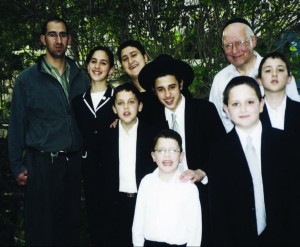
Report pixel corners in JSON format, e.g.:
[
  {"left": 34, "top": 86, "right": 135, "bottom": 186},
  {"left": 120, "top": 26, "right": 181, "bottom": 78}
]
[{"left": 132, "top": 129, "right": 202, "bottom": 247}]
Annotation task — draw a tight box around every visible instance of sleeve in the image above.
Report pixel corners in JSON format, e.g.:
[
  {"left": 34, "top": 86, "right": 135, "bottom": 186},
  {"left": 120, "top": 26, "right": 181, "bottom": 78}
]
[
  {"left": 286, "top": 75, "right": 300, "bottom": 102},
  {"left": 132, "top": 178, "right": 147, "bottom": 246},
  {"left": 8, "top": 77, "right": 27, "bottom": 177},
  {"left": 209, "top": 73, "right": 234, "bottom": 132},
  {"left": 186, "top": 185, "right": 202, "bottom": 246}
]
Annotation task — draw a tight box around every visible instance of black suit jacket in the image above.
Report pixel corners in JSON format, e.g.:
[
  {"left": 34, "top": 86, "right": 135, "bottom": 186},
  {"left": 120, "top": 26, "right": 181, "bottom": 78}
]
[
  {"left": 150, "top": 96, "right": 226, "bottom": 172},
  {"left": 208, "top": 127, "right": 300, "bottom": 246},
  {"left": 72, "top": 86, "right": 116, "bottom": 152},
  {"left": 260, "top": 97, "right": 300, "bottom": 139},
  {"left": 101, "top": 120, "right": 157, "bottom": 198}
]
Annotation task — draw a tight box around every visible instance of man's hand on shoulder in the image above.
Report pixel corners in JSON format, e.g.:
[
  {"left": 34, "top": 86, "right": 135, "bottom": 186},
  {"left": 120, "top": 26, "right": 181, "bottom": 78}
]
[{"left": 179, "top": 169, "right": 207, "bottom": 183}]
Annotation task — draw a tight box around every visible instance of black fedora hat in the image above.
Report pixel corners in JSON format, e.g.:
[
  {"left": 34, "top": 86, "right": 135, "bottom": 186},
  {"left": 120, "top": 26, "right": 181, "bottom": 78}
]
[{"left": 138, "top": 54, "right": 194, "bottom": 92}]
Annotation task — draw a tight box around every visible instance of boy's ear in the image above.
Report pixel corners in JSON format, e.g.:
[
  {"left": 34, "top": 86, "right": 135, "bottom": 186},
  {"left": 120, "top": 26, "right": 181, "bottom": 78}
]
[
  {"left": 257, "top": 78, "right": 262, "bottom": 86},
  {"left": 259, "top": 98, "right": 265, "bottom": 113},
  {"left": 138, "top": 101, "right": 143, "bottom": 112},
  {"left": 179, "top": 80, "right": 184, "bottom": 90},
  {"left": 144, "top": 54, "right": 148, "bottom": 63},
  {"left": 112, "top": 105, "right": 117, "bottom": 114},
  {"left": 151, "top": 151, "right": 156, "bottom": 162},
  {"left": 179, "top": 151, "right": 185, "bottom": 163},
  {"left": 223, "top": 104, "right": 230, "bottom": 117}
]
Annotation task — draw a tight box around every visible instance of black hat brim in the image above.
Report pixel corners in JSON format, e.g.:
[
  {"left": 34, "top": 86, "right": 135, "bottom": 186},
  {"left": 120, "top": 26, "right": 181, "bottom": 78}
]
[{"left": 139, "top": 54, "right": 194, "bottom": 92}]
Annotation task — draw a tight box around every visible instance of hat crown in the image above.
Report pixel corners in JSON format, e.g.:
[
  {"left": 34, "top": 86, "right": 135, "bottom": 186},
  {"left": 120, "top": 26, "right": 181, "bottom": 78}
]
[{"left": 138, "top": 54, "right": 194, "bottom": 92}]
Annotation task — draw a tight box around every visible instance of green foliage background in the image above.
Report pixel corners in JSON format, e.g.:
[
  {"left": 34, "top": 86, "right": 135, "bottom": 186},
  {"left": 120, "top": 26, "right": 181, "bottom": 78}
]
[
  {"left": 0, "top": 0, "right": 299, "bottom": 245},
  {"left": 0, "top": 0, "right": 299, "bottom": 123}
]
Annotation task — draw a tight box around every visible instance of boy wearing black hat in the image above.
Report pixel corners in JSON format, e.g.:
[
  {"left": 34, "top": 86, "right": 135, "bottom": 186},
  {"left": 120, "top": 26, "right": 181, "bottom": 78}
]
[{"left": 139, "top": 54, "right": 225, "bottom": 246}]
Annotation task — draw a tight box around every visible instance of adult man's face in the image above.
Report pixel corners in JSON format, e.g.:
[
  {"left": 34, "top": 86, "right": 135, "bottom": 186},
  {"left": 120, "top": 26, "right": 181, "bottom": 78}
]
[
  {"left": 222, "top": 23, "right": 256, "bottom": 69},
  {"left": 40, "top": 21, "right": 71, "bottom": 59}
]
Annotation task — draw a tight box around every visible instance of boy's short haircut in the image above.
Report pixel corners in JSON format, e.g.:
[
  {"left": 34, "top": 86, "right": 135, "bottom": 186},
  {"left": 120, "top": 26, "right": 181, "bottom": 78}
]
[
  {"left": 152, "top": 129, "right": 183, "bottom": 152},
  {"left": 112, "top": 82, "right": 141, "bottom": 104},
  {"left": 41, "top": 16, "right": 69, "bottom": 35},
  {"left": 85, "top": 45, "right": 115, "bottom": 68},
  {"left": 223, "top": 76, "right": 263, "bottom": 105},
  {"left": 117, "top": 40, "right": 146, "bottom": 62},
  {"left": 257, "top": 51, "right": 291, "bottom": 78}
]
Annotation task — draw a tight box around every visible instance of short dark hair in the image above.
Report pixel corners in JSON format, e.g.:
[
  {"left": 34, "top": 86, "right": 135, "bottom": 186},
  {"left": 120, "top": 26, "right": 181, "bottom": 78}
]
[
  {"left": 152, "top": 129, "right": 183, "bottom": 152},
  {"left": 223, "top": 76, "right": 262, "bottom": 105},
  {"left": 117, "top": 40, "right": 146, "bottom": 62},
  {"left": 112, "top": 83, "right": 141, "bottom": 104},
  {"left": 41, "top": 16, "right": 69, "bottom": 35},
  {"left": 85, "top": 46, "right": 115, "bottom": 68},
  {"left": 257, "top": 51, "right": 291, "bottom": 78}
]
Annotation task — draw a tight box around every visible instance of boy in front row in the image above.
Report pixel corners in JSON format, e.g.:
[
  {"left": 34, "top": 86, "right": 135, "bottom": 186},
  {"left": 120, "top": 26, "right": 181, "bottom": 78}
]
[
  {"left": 208, "top": 76, "right": 300, "bottom": 246},
  {"left": 132, "top": 129, "right": 202, "bottom": 247}
]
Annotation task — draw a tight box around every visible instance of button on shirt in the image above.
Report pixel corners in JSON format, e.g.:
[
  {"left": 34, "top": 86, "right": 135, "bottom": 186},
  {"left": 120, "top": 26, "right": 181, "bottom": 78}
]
[
  {"left": 119, "top": 119, "right": 138, "bottom": 193},
  {"left": 265, "top": 96, "right": 286, "bottom": 130}
]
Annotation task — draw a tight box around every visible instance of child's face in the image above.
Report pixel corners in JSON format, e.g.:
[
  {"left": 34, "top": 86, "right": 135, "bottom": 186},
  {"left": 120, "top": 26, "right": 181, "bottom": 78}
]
[
  {"left": 154, "top": 75, "right": 183, "bottom": 112},
  {"left": 87, "top": 50, "right": 113, "bottom": 83},
  {"left": 120, "top": 46, "right": 148, "bottom": 80},
  {"left": 151, "top": 137, "right": 183, "bottom": 175},
  {"left": 258, "top": 57, "right": 291, "bottom": 94},
  {"left": 224, "top": 84, "right": 264, "bottom": 133},
  {"left": 113, "top": 91, "right": 143, "bottom": 127}
]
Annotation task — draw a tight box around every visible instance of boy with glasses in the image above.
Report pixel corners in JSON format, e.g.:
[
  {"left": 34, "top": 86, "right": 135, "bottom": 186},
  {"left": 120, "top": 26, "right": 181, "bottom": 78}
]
[
  {"left": 132, "top": 129, "right": 202, "bottom": 247},
  {"left": 139, "top": 54, "right": 225, "bottom": 246}
]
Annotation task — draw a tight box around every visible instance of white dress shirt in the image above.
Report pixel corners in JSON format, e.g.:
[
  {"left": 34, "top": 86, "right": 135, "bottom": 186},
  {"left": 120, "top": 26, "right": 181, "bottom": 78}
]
[
  {"left": 265, "top": 96, "right": 286, "bottom": 130},
  {"left": 119, "top": 119, "right": 138, "bottom": 193},
  {"left": 132, "top": 167, "right": 202, "bottom": 246},
  {"left": 209, "top": 51, "right": 300, "bottom": 132},
  {"left": 165, "top": 95, "right": 187, "bottom": 171}
]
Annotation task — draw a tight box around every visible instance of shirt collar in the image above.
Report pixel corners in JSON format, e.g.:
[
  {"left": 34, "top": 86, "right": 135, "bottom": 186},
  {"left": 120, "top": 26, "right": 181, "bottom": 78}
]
[
  {"left": 236, "top": 120, "right": 262, "bottom": 150},
  {"left": 265, "top": 95, "right": 287, "bottom": 112},
  {"left": 41, "top": 56, "right": 70, "bottom": 76},
  {"left": 165, "top": 94, "right": 185, "bottom": 120},
  {"left": 119, "top": 117, "right": 139, "bottom": 136}
]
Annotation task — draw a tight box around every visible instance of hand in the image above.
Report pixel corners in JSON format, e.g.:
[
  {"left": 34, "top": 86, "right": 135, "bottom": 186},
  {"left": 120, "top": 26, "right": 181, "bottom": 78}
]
[
  {"left": 109, "top": 118, "right": 119, "bottom": 128},
  {"left": 16, "top": 169, "right": 28, "bottom": 186},
  {"left": 179, "top": 169, "right": 206, "bottom": 183}
]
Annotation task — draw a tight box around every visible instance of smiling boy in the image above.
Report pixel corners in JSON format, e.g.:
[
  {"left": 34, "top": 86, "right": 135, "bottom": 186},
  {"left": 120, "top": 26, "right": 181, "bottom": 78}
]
[
  {"left": 132, "top": 129, "right": 202, "bottom": 247},
  {"left": 209, "top": 76, "right": 300, "bottom": 246}
]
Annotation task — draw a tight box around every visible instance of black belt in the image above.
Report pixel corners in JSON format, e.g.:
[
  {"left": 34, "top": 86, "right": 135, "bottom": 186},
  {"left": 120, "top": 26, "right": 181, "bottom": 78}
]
[
  {"left": 120, "top": 192, "right": 137, "bottom": 198},
  {"left": 29, "top": 148, "right": 79, "bottom": 162}
]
